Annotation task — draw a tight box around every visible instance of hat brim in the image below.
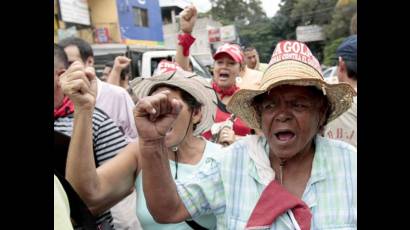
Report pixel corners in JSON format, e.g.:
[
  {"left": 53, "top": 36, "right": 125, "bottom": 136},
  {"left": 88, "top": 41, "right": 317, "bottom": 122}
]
[
  {"left": 130, "top": 71, "right": 218, "bottom": 136},
  {"left": 227, "top": 61, "right": 356, "bottom": 130},
  {"left": 213, "top": 52, "right": 241, "bottom": 63}
]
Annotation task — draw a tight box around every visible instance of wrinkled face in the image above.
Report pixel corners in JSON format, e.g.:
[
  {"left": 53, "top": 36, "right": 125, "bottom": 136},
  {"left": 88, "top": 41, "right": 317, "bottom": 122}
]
[
  {"left": 213, "top": 54, "right": 240, "bottom": 89},
  {"left": 257, "top": 85, "right": 326, "bottom": 159},
  {"left": 244, "top": 50, "right": 258, "bottom": 69},
  {"left": 151, "top": 87, "right": 200, "bottom": 148}
]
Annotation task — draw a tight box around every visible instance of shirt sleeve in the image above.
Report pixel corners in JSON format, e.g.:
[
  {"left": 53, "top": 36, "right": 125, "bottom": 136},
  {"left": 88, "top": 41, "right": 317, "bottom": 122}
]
[
  {"left": 93, "top": 114, "right": 127, "bottom": 165},
  {"left": 121, "top": 91, "right": 138, "bottom": 142},
  {"left": 176, "top": 158, "right": 226, "bottom": 218}
]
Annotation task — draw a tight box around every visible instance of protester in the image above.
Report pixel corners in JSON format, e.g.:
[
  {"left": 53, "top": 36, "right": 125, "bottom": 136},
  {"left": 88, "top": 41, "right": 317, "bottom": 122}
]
[
  {"left": 137, "top": 40, "right": 357, "bottom": 229},
  {"left": 202, "top": 43, "right": 253, "bottom": 145},
  {"left": 54, "top": 44, "right": 127, "bottom": 229},
  {"left": 64, "top": 6, "right": 220, "bottom": 230},
  {"left": 59, "top": 37, "right": 138, "bottom": 143},
  {"left": 243, "top": 46, "right": 269, "bottom": 72},
  {"left": 324, "top": 35, "right": 357, "bottom": 147}
]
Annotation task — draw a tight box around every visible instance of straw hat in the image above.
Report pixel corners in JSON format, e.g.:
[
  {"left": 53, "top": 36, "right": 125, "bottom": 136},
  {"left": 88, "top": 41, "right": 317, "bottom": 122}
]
[
  {"left": 227, "top": 40, "right": 356, "bottom": 130},
  {"left": 130, "top": 70, "right": 218, "bottom": 136}
]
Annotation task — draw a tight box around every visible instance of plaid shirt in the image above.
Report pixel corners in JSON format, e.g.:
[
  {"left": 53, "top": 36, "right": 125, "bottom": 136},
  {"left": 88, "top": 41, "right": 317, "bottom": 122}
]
[{"left": 176, "top": 135, "right": 357, "bottom": 229}]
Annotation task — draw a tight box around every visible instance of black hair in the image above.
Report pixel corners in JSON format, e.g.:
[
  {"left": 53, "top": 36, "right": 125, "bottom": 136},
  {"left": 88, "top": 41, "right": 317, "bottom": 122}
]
[
  {"left": 58, "top": 37, "right": 94, "bottom": 63},
  {"left": 54, "top": 44, "right": 69, "bottom": 69},
  {"left": 344, "top": 60, "right": 357, "bottom": 81},
  {"left": 244, "top": 46, "right": 257, "bottom": 52}
]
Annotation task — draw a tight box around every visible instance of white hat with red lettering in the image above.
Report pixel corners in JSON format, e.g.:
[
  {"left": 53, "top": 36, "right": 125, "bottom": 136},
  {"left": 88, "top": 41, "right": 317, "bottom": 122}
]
[{"left": 227, "top": 40, "right": 356, "bottom": 130}]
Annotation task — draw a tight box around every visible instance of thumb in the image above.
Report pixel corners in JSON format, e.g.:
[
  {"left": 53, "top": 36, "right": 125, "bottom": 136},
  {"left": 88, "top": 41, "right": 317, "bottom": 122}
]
[
  {"left": 85, "top": 67, "right": 97, "bottom": 96},
  {"left": 84, "top": 67, "right": 96, "bottom": 81},
  {"left": 171, "top": 98, "right": 182, "bottom": 116}
]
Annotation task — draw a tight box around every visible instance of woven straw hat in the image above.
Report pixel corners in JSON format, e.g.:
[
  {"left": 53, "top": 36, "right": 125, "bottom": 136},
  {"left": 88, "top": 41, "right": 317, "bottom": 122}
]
[
  {"left": 227, "top": 40, "right": 356, "bottom": 130},
  {"left": 130, "top": 70, "right": 218, "bottom": 136}
]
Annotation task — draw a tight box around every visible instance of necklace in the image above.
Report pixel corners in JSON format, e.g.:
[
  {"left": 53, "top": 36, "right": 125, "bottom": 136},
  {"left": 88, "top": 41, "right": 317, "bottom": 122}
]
[
  {"left": 172, "top": 146, "right": 179, "bottom": 179},
  {"left": 279, "top": 160, "right": 287, "bottom": 185}
]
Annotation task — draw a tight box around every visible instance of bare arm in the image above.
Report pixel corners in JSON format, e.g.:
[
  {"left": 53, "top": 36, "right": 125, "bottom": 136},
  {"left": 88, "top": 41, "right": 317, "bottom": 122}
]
[
  {"left": 61, "top": 62, "right": 138, "bottom": 215},
  {"left": 134, "top": 91, "right": 191, "bottom": 223},
  {"left": 106, "top": 56, "right": 131, "bottom": 86},
  {"left": 175, "top": 6, "right": 197, "bottom": 71}
]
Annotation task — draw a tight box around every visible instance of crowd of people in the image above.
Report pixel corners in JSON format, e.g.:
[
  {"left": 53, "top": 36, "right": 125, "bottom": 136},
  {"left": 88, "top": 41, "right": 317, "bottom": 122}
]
[{"left": 54, "top": 5, "right": 357, "bottom": 230}]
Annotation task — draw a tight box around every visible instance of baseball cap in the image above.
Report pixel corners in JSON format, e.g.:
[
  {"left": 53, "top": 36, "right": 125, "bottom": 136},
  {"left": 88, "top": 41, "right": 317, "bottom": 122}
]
[
  {"left": 213, "top": 43, "right": 244, "bottom": 63},
  {"left": 336, "top": 35, "right": 357, "bottom": 62}
]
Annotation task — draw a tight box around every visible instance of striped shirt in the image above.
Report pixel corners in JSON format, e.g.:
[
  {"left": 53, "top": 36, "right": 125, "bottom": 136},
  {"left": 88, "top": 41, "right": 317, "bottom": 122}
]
[
  {"left": 54, "top": 107, "right": 128, "bottom": 229},
  {"left": 176, "top": 135, "right": 357, "bottom": 229}
]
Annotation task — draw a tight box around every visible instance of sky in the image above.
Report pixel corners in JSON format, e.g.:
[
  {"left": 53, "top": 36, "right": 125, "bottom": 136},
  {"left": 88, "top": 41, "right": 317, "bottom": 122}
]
[{"left": 190, "top": 0, "right": 282, "bottom": 18}]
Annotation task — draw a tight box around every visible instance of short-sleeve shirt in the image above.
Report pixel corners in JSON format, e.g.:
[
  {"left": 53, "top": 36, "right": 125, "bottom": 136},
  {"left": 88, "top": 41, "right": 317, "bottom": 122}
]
[
  {"left": 176, "top": 135, "right": 357, "bottom": 229},
  {"left": 54, "top": 107, "right": 128, "bottom": 229},
  {"left": 136, "top": 141, "right": 221, "bottom": 229}
]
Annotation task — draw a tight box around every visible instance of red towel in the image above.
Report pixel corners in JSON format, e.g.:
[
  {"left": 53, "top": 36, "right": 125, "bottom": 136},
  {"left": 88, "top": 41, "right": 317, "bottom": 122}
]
[{"left": 246, "top": 180, "right": 312, "bottom": 229}]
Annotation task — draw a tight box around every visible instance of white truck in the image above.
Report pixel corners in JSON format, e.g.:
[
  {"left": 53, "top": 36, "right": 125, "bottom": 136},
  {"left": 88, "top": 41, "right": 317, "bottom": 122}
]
[{"left": 91, "top": 44, "right": 213, "bottom": 80}]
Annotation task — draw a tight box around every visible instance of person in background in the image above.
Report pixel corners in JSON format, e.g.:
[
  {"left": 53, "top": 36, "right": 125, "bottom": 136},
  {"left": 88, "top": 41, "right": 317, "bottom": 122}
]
[
  {"left": 324, "top": 35, "right": 357, "bottom": 147},
  {"left": 100, "top": 61, "right": 114, "bottom": 82},
  {"left": 202, "top": 43, "right": 253, "bottom": 146},
  {"left": 243, "top": 46, "right": 269, "bottom": 72},
  {"left": 106, "top": 56, "right": 133, "bottom": 93}
]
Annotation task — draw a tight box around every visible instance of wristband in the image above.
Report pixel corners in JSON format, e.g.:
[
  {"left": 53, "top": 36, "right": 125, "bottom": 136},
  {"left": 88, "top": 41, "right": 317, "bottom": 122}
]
[{"left": 178, "top": 33, "right": 196, "bottom": 57}]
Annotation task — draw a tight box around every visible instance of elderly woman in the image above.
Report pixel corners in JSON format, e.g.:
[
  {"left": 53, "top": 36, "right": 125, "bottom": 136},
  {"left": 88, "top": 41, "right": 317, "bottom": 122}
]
[
  {"left": 202, "top": 43, "right": 252, "bottom": 145},
  {"left": 61, "top": 63, "right": 220, "bottom": 229},
  {"left": 136, "top": 40, "right": 357, "bottom": 229}
]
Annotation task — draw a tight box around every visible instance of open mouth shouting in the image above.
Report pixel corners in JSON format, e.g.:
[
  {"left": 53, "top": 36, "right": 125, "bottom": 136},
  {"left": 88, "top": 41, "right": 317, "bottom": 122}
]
[
  {"left": 273, "top": 129, "right": 296, "bottom": 145},
  {"left": 218, "top": 71, "right": 230, "bottom": 81}
]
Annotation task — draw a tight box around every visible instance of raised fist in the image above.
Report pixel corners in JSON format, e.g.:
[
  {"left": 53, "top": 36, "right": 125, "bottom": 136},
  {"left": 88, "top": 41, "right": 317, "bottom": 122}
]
[
  {"left": 59, "top": 61, "right": 97, "bottom": 111},
  {"left": 179, "top": 5, "right": 197, "bottom": 34},
  {"left": 134, "top": 90, "right": 182, "bottom": 142}
]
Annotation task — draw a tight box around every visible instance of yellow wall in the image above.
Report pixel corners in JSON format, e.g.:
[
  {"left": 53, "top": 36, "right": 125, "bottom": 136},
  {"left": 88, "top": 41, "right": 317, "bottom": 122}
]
[{"left": 88, "top": 0, "right": 121, "bottom": 43}]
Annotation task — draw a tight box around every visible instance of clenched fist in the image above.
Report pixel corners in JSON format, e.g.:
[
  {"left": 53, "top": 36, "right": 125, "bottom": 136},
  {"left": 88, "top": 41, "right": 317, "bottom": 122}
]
[
  {"left": 113, "top": 56, "right": 131, "bottom": 71},
  {"left": 59, "top": 61, "right": 97, "bottom": 112},
  {"left": 134, "top": 90, "right": 182, "bottom": 142},
  {"left": 179, "top": 5, "right": 197, "bottom": 34}
]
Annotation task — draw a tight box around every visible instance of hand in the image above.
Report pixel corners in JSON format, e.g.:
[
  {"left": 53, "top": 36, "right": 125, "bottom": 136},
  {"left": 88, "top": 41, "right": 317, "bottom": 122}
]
[
  {"left": 134, "top": 91, "right": 182, "bottom": 142},
  {"left": 59, "top": 61, "right": 97, "bottom": 111},
  {"left": 179, "top": 5, "right": 197, "bottom": 34},
  {"left": 217, "top": 127, "right": 236, "bottom": 147},
  {"left": 113, "top": 56, "right": 131, "bottom": 71}
]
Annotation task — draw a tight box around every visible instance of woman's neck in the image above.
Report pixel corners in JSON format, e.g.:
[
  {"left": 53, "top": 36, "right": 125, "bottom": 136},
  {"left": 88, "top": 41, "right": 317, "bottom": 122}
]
[{"left": 168, "top": 136, "right": 206, "bottom": 164}]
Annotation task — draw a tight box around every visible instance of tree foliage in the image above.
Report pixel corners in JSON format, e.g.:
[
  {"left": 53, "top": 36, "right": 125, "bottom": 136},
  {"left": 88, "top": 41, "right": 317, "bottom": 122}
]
[
  {"left": 323, "top": 37, "right": 345, "bottom": 66},
  {"left": 206, "top": 0, "right": 356, "bottom": 64}
]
